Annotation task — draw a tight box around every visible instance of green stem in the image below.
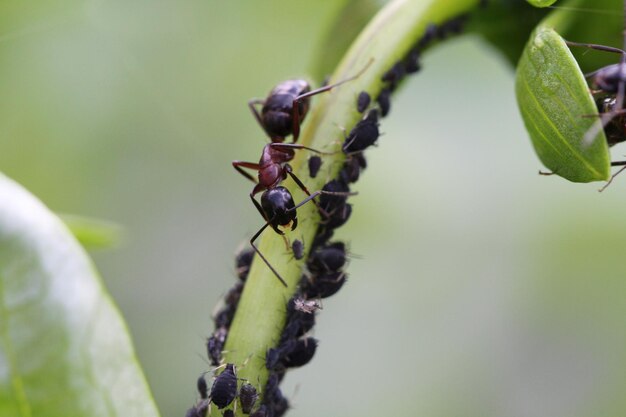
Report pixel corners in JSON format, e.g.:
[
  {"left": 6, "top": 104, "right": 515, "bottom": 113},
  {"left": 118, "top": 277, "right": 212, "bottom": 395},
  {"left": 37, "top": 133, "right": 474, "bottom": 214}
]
[{"left": 217, "top": 0, "right": 482, "bottom": 415}]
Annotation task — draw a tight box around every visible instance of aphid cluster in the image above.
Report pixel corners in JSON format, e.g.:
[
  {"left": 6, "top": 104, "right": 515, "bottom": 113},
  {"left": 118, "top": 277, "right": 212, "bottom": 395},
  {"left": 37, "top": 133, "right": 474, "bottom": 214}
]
[
  {"left": 185, "top": 7, "right": 481, "bottom": 416},
  {"left": 185, "top": 364, "right": 258, "bottom": 417}
]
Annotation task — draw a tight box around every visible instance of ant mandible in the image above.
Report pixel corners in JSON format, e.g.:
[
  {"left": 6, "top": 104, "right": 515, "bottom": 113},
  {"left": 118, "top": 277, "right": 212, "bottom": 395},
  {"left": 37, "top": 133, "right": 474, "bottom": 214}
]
[{"left": 233, "top": 61, "right": 371, "bottom": 286}]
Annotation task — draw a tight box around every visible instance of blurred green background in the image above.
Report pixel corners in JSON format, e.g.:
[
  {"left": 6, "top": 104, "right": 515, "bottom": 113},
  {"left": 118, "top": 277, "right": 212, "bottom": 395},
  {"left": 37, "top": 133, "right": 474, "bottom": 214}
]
[{"left": 3, "top": 1, "right": 626, "bottom": 416}]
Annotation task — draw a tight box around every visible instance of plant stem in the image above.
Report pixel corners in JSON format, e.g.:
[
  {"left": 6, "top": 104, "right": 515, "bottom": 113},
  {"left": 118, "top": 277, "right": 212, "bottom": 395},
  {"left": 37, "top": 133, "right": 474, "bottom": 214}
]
[{"left": 216, "top": 0, "right": 482, "bottom": 415}]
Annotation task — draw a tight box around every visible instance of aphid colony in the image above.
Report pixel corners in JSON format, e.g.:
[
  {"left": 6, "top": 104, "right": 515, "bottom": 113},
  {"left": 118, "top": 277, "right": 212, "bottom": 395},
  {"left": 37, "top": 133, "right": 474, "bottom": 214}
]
[{"left": 185, "top": 7, "right": 479, "bottom": 417}]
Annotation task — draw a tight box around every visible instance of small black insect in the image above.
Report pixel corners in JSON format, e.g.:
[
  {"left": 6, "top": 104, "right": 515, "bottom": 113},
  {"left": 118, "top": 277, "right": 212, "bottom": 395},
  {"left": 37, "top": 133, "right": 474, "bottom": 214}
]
[
  {"left": 356, "top": 91, "right": 371, "bottom": 113},
  {"left": 282, "top": 302, "right": 316, "bottom": 341},
  {"left": 377, "top": 88, "right": 391, "bottom": 117},
  {"left": 382, "top": 62, "right": 405, "bottom": 91},
  {"left": 342, "top": 109, "right": 380, "bottom": 153},
  {"left": 268, "top": 388, "right": 290, "bottom": 417},
  {"left": 291, "top": 239, "right": 304, "bottom": 260},
  {"left": 438, "top": 14, "right": 468, "bottom": 38},
  {"left": 308, "top": 241, "right": 347, "bottom": 274},
  {"left": 317, "top": 180, "right": 353, "bottom": 229},
  {"left": 239, "top": 383, "right": 258, "bottom": 414},
  {"left": 207, "top": 327, "right": 227, "bottom": 366},
  {"left": 210, "top": 364, "right": 238, "bottom": 409},
  {"left": 417, "top": 23, "right": 438, "bottom": 50},
  {"left": 222, "top": 410, "right": 234, "bottom": 417},
  {"left": 249, "top": 405, "right": 268, "bottom": 417},
  {"left": 283, "top": 337, "right": 318, "bottom": 368},
  {"left": 308, "top": 155, "right": 322, "bottom": 178},
  {"left": 304, "top": 271, "right": 347, "bottom": 299},
  {"left": 404, "top": 48, "right": 422, "bottom": 74},
  {"left": 311, "top": 226, "right": 335, "bottom": 249},
  {"left": 197, "top": 375, "right": 208, "bottom": 400},
  {"left": 266, "top": 339, "right": 297, "bottom": 370},
  {"left": 235, "top": 247, "right": 255, "bottom": 281},
  {"left": 185, "top": 402, "right": 208, "bottom": 417},
  {"left": 339, "top": 153, "right": 367, "bottom": 184}
]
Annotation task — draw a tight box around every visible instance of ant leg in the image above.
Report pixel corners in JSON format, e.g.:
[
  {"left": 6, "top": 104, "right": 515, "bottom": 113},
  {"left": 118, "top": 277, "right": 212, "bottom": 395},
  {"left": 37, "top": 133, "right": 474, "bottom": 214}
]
[
  {"left": 250, "top": 222, "right": 288, "bottom": 287},
  {"left": 565, "top": 41, "right": 626, "bottom": 56},
  {"left": 269, "top": 142, "right": 335, "bottom": 156},
  {"left": 233, "top": 161, "right": 261, "bottom": 184},
  {"left": 291, "top": 58, "right": 374, "bottom": 141},
  {"left": 599, "top": 161, "right": 626, "bottom": 192},
  {"left": 248, "top": 98, "right": 274, "bottom": 140}
]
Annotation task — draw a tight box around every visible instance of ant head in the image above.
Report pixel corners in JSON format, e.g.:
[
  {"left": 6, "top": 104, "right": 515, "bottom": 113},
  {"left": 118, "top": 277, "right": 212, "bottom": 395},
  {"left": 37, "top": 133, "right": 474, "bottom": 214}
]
[
  {"left": 261, "top": 186, "right": 297, "bottom": 230},
  {"left": 593, "top": 63, "right": 626, "bottom": 93}
]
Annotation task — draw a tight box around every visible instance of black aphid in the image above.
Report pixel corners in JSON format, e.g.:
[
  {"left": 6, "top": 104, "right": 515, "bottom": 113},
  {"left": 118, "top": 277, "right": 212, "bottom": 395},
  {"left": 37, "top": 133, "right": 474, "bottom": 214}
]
[
  {"left": 197, "top": 375, "right": 208, "bottom": 400},
  {"left": 404, "top": 48, "right": 422, "bottom": 74},
  {"left": 207, "top": 326, "right": 227, "bottom": 366},
  {"left": 222, "top": 410, "right": 234, "bottom": 417},
  {"left": 340, "top": 153, "right": 367, "bottom": 185},
  {"left": 264, "top": 373, "right": 280, "bottom": 399},
  {"left": 269, "top": 388, "right": 289, "bottom": 417},
  {"left": 324, "top": 203, "right": 352, "bottom": 229},
  {"left": 283, "top": 337, "right": 318, "bottom": 368},
  {"left": 308, "top": 155, "right": 322, "bottom": 178},
  {"left": 249, "top": 405, "right": 268, "bottom": 417},
  {"left": 342, "top": 109, "right": 380, "bottom": 153},
  {"left": 417, "top": 23, "right": 438, "bottom": 49},
  {"left": 304, "top": 271, "right": 347, "bottom": 299},
  {"left": 266, "top": 339, "right": 297, "bottom": 370},
  {"left": 235, "top": 247, "right": 255, "bottom": 281},
  {"left": 281, "top": 305, "right": 316, "bottom": 340},
  {"left": 308, "top": 242, "right": 347, "bottom": 274},
  {"left": 318, "top": 180, "right": 351, "bottom": 214},
  {"left": 239, "top": 383, "right": 259, "bottom": 414},
  {"left": 382, "top": 62, "right": 406, "bottom": 91},
  {"left": 210, "top": 364, "right": 238, "bottom": 409},
  {"left": 291, "top": 239, "right": 304, "bottom": 260},
  {"left": 185, "top": 402, "right": 208, "bottom": 417},
  {"left": 357, "top": 91, "right": 371, "bottom": 113},
  {"left": 377, "top": 88, "right": 391, "bottom": 117}
]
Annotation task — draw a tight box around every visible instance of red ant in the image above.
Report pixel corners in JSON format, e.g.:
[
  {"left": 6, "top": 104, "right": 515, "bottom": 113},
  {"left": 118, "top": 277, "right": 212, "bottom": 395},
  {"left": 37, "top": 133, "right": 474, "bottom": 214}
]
[
  {"left": 248, "top": 59, "right": 372, "bottom": 143},
  {"left": 233, "top": 62, "right": 371, "bottom": 286}
]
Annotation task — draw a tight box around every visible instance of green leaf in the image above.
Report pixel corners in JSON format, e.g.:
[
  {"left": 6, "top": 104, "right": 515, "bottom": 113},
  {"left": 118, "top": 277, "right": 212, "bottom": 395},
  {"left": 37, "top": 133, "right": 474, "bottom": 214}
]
[
  {"left": 516, "top": 26, "right": 610, "bottom": 182},
  {"left": 59, "top": 213, "right": 125, "bottom": 250},
  {"left": 0, "top": 173, "right": 160, "bottom": 417},
  {"left": 526, "top": 0, "right": 558, "bottom": 7}
]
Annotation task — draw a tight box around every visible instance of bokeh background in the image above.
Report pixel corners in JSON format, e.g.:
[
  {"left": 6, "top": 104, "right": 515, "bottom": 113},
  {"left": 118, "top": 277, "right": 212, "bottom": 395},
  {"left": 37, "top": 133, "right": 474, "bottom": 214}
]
[{"left": 2, "top": 1, "right": 626, "bottom": 416}]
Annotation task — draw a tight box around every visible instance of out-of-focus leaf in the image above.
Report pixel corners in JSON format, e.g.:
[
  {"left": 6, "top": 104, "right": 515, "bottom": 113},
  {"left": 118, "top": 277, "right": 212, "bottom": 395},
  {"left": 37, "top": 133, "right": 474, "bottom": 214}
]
[
  {"left": 516, "top": 27, "right": 610, "bottom": 182},
  {"left": 0, "top": 173, "right": 160, "bottom": 417},
  {"left": 526, "top": 0, "right": 558, "bottom": 7},
  {"left": 469, "top": 0, "right": 549, "bottom": 66},
  {"left": 59, "top": 213, "right": 125, "bottom": 250}
]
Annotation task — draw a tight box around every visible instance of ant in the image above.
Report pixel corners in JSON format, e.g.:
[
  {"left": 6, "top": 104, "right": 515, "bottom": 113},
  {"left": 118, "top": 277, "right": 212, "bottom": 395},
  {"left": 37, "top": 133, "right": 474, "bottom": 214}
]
[
  {"left": 564, "top": 3, "right": 626, "bottom": 189},
  {"left": 233, "top": 62, "right": 371, "bottom": 286},
  {"left": 248, "top": 59, "right": 372, "bottom": 143}
]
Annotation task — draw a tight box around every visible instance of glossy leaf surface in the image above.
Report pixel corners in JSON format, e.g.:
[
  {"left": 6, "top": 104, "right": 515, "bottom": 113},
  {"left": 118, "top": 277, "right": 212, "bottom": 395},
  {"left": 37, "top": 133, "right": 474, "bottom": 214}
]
[{"left": 516, "top": 26, "right": 610, "bottom": 182}]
